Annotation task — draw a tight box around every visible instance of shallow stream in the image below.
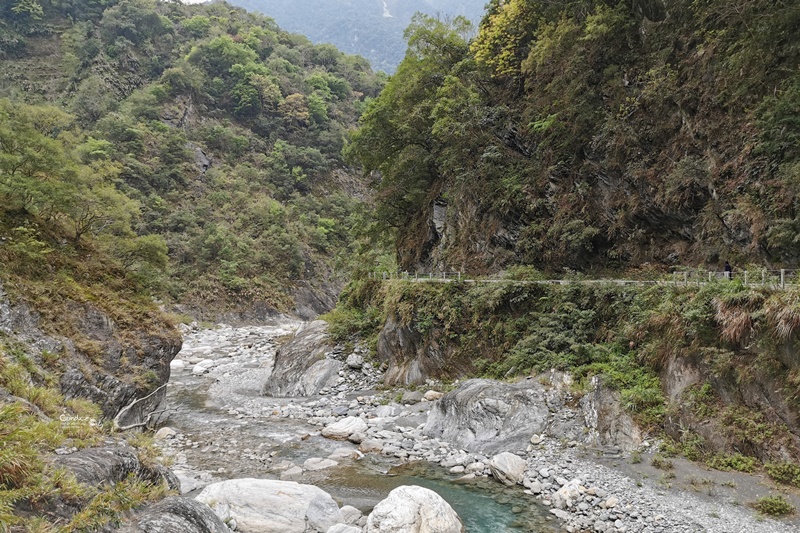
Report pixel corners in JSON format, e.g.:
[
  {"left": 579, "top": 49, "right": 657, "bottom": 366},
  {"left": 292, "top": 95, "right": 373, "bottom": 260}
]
[{"left": 161, "top": 322, "right": 558, "bottom": 532}]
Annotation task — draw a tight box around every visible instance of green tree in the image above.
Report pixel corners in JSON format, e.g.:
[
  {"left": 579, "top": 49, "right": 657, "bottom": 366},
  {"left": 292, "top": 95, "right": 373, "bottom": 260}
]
[{"left": 346, "top": 15, "right": 471, "bottom": 241}]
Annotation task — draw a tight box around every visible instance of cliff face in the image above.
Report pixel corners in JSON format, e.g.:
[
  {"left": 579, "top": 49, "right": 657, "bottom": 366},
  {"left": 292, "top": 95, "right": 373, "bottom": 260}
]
[
  {"left": 348, "top": 0, "right": 800, "bottom": 273},
  {"left": 0, "top": 281, "right": 180, "bottom": 425},
  {"left": 334, "top": 279, "right": 800, "bottom": 464}
]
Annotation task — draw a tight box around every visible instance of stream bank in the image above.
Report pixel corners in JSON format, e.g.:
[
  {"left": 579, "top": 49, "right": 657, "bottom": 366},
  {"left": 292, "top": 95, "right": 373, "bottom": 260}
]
[{"left": 157, "top": 320, "right": 798, "bottom": 533}]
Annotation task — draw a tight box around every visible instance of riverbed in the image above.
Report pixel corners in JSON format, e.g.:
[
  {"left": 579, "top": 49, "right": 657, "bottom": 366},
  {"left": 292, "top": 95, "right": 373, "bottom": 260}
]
[{"left": 158, "top": 320, "right": 560, "bottom": 532}]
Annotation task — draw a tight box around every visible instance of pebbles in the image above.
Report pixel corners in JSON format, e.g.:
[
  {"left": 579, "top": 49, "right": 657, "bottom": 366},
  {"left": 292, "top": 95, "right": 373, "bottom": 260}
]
[{"left": 162, "top": 323, "right": 790, "bottom": 533}]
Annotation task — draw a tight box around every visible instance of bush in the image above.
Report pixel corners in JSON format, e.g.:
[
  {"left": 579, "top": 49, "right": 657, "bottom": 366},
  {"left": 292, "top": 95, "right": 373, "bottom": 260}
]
[
  {"left": 651, "top": 454, "right": 673, "bottom": 470},
  {"left": 752, "top": 495, "right": 795, "bottom": 516},
  {"left": 706, "top": 453, "right": 757, "bottom": 473},
  {"left": 766, "top": 462, "right": 800, "bottom": 488}
]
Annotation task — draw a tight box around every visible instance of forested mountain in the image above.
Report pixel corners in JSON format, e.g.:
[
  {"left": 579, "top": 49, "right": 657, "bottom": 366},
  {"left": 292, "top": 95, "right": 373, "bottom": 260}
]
[
  {"left": 229, "top": 0, "right": 487, "bottom": 72},
  {"left": 0, "top": 0, "right": 386, "bottom": 317},
  {"left": 348, "top": 0, "right": 800, "bottom": 274}
]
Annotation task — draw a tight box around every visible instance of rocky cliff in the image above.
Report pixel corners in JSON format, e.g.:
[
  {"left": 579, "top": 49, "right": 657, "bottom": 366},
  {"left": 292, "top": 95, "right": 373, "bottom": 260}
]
[{"left": 0, "top": 282, "right": 180, "bottom": 426}]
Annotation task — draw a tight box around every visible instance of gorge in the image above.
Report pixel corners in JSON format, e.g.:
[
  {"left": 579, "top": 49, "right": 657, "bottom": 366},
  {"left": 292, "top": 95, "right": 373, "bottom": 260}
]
[{"left": 3, "top": 0, "right": 800, "bottom": 531}]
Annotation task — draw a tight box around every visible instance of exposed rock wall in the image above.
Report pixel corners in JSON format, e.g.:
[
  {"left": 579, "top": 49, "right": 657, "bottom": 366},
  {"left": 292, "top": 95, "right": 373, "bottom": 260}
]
[
  {"left": 262, "top": 320, "right": 342, "bottom": 397},
  {"left": 0, "top": 282, "right": 180, "bottom": 425},
  {"left": 423, "top": 377, "right": 644, "bottom": 454},
  {"left": 376, "top": 315, "right": 472, "bottom": 386}
]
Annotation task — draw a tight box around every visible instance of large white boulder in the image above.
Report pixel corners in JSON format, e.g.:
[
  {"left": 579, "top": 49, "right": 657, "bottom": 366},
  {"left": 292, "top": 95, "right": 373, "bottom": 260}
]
[
  {"left": 327, "top": 526, "right": 362, "bottom": 533},
  {"left": 322, "top": 416, "right": 368, "bottom": 440},
  {"left": 488, "top": 452, "right": 526, "bottom": 486},
  {"left": 366, "top": 485, "right": 463, "bottom": 533},
  {"left": 195, "top": 478, "right": 341, "bottom": 533}
]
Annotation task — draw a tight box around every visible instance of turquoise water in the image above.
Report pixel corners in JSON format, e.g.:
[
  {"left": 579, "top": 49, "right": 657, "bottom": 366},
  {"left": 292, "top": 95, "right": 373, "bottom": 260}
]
[{"left": 317, "top": 462, "right": 559, "bottom": 533}]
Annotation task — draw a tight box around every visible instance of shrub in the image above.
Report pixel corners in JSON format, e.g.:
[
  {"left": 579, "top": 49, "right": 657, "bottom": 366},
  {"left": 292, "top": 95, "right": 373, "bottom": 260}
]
[
  {"left": 765, "top": 462, "right": 800, "bottom": 488},
  {"left": 752, "top": 495, "right": 795, "bottom": 516},
  {"left": 651, "top": 454, "right": 674, "bottom": 470},
  {"left": 706, "top": 453, "right": 757, "bottom": 473}
]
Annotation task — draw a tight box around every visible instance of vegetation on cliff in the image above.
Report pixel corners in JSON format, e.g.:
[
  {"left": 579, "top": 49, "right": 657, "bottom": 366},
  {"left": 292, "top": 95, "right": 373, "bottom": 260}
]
[
  {"left": 0, "top": 0, "right": 382, "bottom": 528},
  {"left": 347, "top": 0, "right": 800, "bottom": 273},
  {"left": 1, "top": 0, "right": 385, "bottom": 315},
  {"left": 326, "top": 274, "right": 800, "bottom": 478}
]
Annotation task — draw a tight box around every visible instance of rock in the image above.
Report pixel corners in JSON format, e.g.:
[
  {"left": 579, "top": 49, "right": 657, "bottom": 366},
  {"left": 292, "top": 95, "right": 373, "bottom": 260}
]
[
  {"left": 488, "top": 452, "right": 526, "bottom": 486},
  {"left": 154, "top": 427, "right": 177, "bottom": 440},
  {"left": 339, "top": 505, "right": 363, "bottom": 525},
  {"left": 580, "top": 377, "right": 642, "bottom": 451},
  {"left": 280, "top": 466, "right": 304, "bottom": 480},
  {"left": 52, "top": 445, "right": 171, "bottom": 488},
  {"left": 327, "top": 525, "right": 362, "bottom": 533},
  {"left": 195, "top": 478, "right": 341, "bottom": 533},
  {"left": 329, "top": 447, "right": 361, "bottom": 460},
  {"left": 376, "top": 315, "right": 471, "bottom": 386},
  {"left": 174, "top": 470, "right": 204, "bottom": 494},
  {"left": 170, "top": 359, "right": 186, "bottom": 371},
  {"left": 530, "top": 434, "right": 544, "bottom": 445},
  {"left": 549, "top": 508, "right": 571, "bottom": 521},
  {"left": 118, "top": 496, "right": 229, "bottom": 533},
  {"left": 604, "top": 496, "right": 619, "bottom": 508},
  {"left": 304, "top": 458, "right": 339, "bottom": 471},
  {"left": 423, "top": 390, "right": 444, "bottom": 401},
  {"left": 359, "top": 439, "right": 384, "bottom": 453},
  {"left": 374, "top": 404, "right": 400, "bottom": 417},
  {"left": 262, "top": 321, "right": 342, "bottom": 397},
  {"left": 402, "top": 390, "right": 424, "bottom": 404},
  {"left": 465, "top": 462, "right": 485, "bottom": 474},
  {"left": 552, "top": 479, "right": 583, "bottom": 510},
  {"left": 322, "top": 416, "right": 368, "bottom": 440},
  {"left": 292, "top": 281, "right": 339, "bottom": 320},
  {"left": 346, "top": 353, "right": 364, "bottom": 369},
  {"left": 348, "top": 432, "right": 366, "bottom": 444},
  {"left": 423, "top": 379, "right": 550, "bottom": 453},
  {"left": 366, "top": 485, "right": 464, "bottom": 533}
]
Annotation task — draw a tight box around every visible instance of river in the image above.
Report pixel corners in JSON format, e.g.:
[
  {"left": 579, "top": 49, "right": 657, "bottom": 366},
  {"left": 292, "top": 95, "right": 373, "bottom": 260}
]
[{"left": 158, "top": 320, "right": 559, "bottom": 532}]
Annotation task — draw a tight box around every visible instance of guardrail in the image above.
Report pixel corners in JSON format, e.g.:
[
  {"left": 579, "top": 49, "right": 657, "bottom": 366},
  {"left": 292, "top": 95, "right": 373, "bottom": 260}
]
[{"left": 366, "top": 269, "right": 799, "bottom": 289}]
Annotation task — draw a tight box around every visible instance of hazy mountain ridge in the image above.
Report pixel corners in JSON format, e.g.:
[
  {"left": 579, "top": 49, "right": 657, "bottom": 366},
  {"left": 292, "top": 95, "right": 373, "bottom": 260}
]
[{"left": 230, "top": 0, "right": 488, "bottom": 72}]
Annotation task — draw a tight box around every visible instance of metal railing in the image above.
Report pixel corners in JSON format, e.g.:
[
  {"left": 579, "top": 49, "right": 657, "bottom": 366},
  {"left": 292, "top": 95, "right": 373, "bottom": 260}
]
[{"left": 366, "top": 269, "right": 799, "bottom": 289}]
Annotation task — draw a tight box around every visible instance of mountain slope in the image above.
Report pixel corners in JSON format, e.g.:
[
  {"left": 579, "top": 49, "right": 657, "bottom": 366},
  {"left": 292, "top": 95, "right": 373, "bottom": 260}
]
[
  {"left": 1, "top": 0, "right": 386, "bottom": 318},
  {"left": 230, "top": 0, "right": 488, "bottom": 72},
  {"left": 347, "top": 0, "right": 800, "bottom": 273}
]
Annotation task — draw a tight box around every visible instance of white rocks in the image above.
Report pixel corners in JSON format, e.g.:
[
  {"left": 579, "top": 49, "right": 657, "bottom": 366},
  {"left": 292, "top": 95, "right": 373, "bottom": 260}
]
[
  {"left": 603, "top": 496, "right": 619, "bottom": 509},
  {"left": 465, "top": 462, "right": 485, "bottom": 474},
  {"left": 423, "top": 390, "right": 444, "bottom": 401},
  {"left": 552, "top": 479, "right": 583, "bottom": 510},
  {"left": 195, "top": 479, "right": 341, "bottom": 533},
  {"left": 154, "top": 427, "right": 177, "bottom": 440},
  {"left": 338, "top": 505, "right": 363, "bottom": 526},
  {"left": 170, "top": 359, "right": 186, "bottom": 371},
  {"left": 489, "top": 452, "right": 527, "bottom": 486},
  {"left": 365, "top": 485, "right": 463, "bottom": 533},
  {"left": 304, "top": 458, "right": 339, "bottom": 471},
  {"left": 359, "top": 439, "right": 384, "bottom": 454},
  {"left": 327, "top": 525, "right": 362, "bottom": 533},
  {"left": 322, "top": 416, "right": 368, "bottom": 440},
  {"left": 280, "top": 466, "right": 304, "bottom": 480},
  {"left": 346, "top": 353, "right": 364, "bottom": 369},
  {"left": 328, "top": 447, "right": 361, "bottom": 460}
]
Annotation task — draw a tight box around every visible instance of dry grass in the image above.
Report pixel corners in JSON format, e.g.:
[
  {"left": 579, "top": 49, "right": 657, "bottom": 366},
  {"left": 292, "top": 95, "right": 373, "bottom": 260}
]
[{"left": 766, "top": 292, "right": 800, "bottom": 341}]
